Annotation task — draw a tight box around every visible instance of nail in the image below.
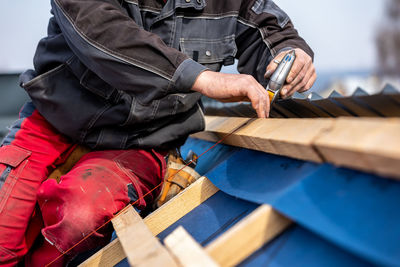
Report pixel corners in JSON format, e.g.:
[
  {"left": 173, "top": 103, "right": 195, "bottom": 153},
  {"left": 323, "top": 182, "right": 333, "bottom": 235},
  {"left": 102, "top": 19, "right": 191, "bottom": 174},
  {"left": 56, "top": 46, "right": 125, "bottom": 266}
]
[
  {"left": 265, "top": 70, "right": 271, "bottom": 77},
  {"left": 287, "top": 76, "right": 293, "bottom": 83},
  {"left": 281, "top": 88, "right": 287, "bottom": 95}
]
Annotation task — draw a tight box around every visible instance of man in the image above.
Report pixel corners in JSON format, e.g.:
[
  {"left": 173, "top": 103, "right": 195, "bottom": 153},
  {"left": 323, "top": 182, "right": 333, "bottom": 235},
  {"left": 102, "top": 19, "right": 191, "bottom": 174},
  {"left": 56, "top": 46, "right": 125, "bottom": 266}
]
[{"left": 0, "top": 0, "right": 315, "bottom": 265}]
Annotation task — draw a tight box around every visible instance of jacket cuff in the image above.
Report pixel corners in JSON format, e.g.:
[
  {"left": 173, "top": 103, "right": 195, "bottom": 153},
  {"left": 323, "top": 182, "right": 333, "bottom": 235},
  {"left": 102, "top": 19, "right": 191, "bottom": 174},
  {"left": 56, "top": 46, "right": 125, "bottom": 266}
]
[{"left": 171, "top": 59, "right": 208, "bottom": 93}]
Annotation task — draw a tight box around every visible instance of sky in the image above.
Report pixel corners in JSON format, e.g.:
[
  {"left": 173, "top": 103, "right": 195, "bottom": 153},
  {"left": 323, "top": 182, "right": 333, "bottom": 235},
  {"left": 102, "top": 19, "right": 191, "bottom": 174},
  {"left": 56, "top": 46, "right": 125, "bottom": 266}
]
[
  {"left": 0, "top": 0, "right": 386, "bottom": 74},
  {"left": 276, "top": 0, "right": 385, "bottom": 72}
]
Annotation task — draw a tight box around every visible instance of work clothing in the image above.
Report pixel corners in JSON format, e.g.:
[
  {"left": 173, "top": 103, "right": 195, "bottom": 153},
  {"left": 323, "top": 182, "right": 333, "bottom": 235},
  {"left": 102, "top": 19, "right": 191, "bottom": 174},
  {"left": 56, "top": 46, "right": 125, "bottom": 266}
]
[
  {"left": 0, "top": 103, "right": 165, "bottom": 266},
  {"left": 0, "top": 103, "right": 73, "bottom": 265},
  {"left": 20, "top": 0, "right": 313, "bottom": 150},
  {"left": 0, "top": 0, "right": 313, "bottom": 265}
]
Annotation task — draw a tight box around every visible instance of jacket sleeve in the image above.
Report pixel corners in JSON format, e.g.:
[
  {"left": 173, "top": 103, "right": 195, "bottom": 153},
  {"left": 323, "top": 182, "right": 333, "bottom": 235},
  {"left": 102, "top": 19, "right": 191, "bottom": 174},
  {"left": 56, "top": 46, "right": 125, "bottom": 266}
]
[
  {"left": 51, "top": 0, "right": 207, "bottom": 96},
  {"left": 235, "top": 0, "right": 314, "bottom": 86}
]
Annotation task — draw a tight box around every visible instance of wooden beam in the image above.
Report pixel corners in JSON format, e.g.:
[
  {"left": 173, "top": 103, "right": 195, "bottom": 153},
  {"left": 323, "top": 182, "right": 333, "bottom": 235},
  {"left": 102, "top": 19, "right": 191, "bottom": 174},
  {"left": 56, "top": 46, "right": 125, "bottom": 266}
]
[
  {"left": 144, "top": 176, "right": 219, "bottom": 236},
  {"left": 192, "top": 116, "right": 333, "bottom": 163},
  {"left": 205, "top": 205, "right": 292, "bottom": 267},
  {"left": 314, "top": 117, "right": 400, "bottom": 179},
  {"left": 192, "top": 116, "right": 400, "bottom": 179},
  {"left": 78, "top": 239, "right": 124, "bottom": 267},
  {"left": 80, "top": 176, "right": 219, "bottom": 266},
  {"left": 111, "top": 205, "right": 178, "bottom": 267},
  {"left": 164, "top": 226, "right": 219, "bottom": 267}
]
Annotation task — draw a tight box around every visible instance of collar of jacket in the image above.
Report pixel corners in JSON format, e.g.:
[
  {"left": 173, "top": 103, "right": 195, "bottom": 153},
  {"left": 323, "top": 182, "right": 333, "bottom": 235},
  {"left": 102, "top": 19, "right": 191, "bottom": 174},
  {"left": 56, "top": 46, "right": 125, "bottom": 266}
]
[
  {"left": 151, "top": 0, "right": 206, "bottom": 25},
  {"left": 173, "top": 0, "right": 206, "bottom": 10},
  {"left": 128, "top": 0, "right": 206, "bottom": 11}
]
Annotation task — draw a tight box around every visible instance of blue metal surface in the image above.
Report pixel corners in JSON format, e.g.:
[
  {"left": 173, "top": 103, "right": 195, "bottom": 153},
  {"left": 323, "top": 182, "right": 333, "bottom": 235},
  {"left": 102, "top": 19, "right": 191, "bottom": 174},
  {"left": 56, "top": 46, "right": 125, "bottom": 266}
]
[
  {"left": 240, "top": 225, "right": 373, "bottom": 267},
  {"left": 115, "top": 138, "right": 400, "bottom": 266},
  {"left": 157, "top": 191, "right": 258, "bottom": 245},
  {"left": 180, "top": 137, "right": 240, "bottom": 176},
  {"left": 116, "top": 190, "right": 372, "bottom": 267},
  {"left": 202, "top": 145, "right": 400, "bottom": 266}
]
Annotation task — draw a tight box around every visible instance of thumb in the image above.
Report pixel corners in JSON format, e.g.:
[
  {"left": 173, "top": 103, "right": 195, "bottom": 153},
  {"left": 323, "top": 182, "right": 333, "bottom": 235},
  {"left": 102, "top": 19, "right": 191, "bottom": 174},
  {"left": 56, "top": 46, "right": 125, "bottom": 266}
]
[{"left": 264, "top": 52, "right": 286, "bottom": 79}]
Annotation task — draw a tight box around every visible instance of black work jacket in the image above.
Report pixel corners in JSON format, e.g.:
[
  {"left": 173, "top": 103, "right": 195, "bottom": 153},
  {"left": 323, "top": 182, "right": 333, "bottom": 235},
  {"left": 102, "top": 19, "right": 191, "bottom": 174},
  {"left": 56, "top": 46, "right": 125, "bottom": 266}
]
[{"left": 20, "top": 0, "right": 313, "bottom": 149}]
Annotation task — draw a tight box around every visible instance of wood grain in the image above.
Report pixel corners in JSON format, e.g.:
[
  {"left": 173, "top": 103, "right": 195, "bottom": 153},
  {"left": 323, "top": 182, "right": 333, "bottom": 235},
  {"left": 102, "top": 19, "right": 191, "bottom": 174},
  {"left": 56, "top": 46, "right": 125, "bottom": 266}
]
[
  {"left": 314, "top": 117, "right": 400, "bottom": 179},
  {"left": 164, "top": 226, "right": 219, "bottom": 267},
  {"left": 78, "top": 239, "right": 124, "bottom": 267},
  {"left": 205, "top": 205, "right": 292, "bottom": 267},
  {"left": 111, "top": 206, "right": 177, "bottom": 267},
  {"left": 192, "top": 116, "right": 400, "bottom": 179},
  {"left": 192, "top": 116, "right": 334, "bottom": 163}
]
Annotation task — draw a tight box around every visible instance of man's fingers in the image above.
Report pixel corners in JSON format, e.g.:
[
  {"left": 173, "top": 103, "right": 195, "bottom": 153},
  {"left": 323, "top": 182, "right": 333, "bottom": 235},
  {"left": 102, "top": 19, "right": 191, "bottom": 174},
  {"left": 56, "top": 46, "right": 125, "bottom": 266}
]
[
  {"left": 263, "top": 48, "right": 315, "bottom": 99},
  {"left": 250, "top": 91, "right": 265, "bottom": 118},
  {"left": 191, "top": 71, "right": 271, "bottom": 118},
  {"left": 254, "top": 89, "right": 268, "bottom": 118},
  {"left": 302, "top": 71, "right": 317, "bottom": 92},
  {"left": 248, "top": 83, "right": 270, "bottom": 118},
  {"left": 288, "top": 65, "right": 314, "bottom": 95},
  {"left": 258, "top": 84, "right": 270, "bottom": 117},
  {"left": 280, "top": 61, "right": 307, "bottom": 96},
  {"left": 264, "top": 52, "right": 286, "bottom": 79}
]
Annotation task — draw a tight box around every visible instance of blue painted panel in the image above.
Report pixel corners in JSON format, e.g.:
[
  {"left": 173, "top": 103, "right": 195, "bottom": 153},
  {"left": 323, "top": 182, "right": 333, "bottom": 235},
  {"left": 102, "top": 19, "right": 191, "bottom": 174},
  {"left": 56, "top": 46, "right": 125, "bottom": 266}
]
[
  {"left": 206, "top": 149, "right": 321, "bottom": 205},
  {"left": 157, "top": 191, "right": 258, "bottom": 246},
  {"left": 206, "top": 148, "right": 400, "bottom": 266},
  {"left": 240, "top": 225, "right": 373, "bottom": 267},
  {"left": 180, "top": 138, "right": 240, "bottom": 176}
]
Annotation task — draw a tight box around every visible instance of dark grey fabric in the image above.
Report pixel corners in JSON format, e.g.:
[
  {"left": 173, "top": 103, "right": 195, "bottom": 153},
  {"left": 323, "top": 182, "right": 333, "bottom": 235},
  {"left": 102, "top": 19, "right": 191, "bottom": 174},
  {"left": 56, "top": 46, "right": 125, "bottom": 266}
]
[{"left": 20, "top": 0, "right": 313, "bottom": 149}]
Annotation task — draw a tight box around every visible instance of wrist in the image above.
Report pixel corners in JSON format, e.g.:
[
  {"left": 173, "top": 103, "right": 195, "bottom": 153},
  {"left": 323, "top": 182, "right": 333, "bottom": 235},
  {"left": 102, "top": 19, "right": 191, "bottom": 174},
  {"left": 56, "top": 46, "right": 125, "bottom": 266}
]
[
  {"left": 172, "top": 59, "right": 208, "bottom": 93},
  {"left": 191, "top": 70, "right": 213, "bottom": 94}
]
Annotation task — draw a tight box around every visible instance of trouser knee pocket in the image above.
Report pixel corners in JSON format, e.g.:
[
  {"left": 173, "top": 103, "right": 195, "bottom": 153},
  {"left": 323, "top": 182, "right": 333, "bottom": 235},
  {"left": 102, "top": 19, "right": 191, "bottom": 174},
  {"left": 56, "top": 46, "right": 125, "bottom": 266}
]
[{"left": 0, "top": 145, "right": 31, "bottom": 213}]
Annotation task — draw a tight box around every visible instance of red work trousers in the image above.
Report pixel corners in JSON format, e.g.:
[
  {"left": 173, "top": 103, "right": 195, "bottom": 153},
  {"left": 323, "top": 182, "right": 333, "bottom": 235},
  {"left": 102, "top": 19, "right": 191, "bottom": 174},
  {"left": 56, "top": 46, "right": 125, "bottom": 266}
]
[{"left": 0, "top": 103, "right": 165, "bottom": 266}]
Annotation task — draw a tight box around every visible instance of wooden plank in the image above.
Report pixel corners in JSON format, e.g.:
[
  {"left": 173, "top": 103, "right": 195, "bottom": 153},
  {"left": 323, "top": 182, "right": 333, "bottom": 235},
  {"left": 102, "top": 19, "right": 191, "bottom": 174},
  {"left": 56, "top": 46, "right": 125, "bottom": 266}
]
[
  {"left": 205, "top": 205, "right": 292, "bottom": 267},
  {"left": 80, "top": 176, "right": 219, "bottom": 266},
  {"left": 192, "top": 116, "right": 400, "bottom": 179},
  {"left": 144, "top": 176, "right": 219, "bottom": 236},
  {"left": 79, "top": 239, "right": 124, "bottom": 267},
  {"left": 192, "top": 116, "right": 333, "bottom": 162},
  {"left": 314, "top": 117, "right": 400, "bottom": 179},
  {"left": 111, "top": 205, "right": 178, "bottom": 267},
  {"left": 164, "top": 226, "right": 219, "bottom": 267}
]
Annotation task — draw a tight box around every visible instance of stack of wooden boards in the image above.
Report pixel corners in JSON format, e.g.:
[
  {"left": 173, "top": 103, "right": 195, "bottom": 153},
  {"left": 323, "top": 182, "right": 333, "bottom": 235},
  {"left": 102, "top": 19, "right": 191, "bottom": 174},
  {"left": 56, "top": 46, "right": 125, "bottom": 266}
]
[{"left": 80, "top": 111, "right": 400, "bottom": 266}]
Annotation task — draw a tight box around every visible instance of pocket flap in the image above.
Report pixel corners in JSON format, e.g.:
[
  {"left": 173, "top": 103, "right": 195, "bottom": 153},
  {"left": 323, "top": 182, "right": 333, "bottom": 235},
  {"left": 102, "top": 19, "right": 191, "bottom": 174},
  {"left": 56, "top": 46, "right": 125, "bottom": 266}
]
[
  {"left": 80, "top": 69, "right": 116, "bottom": 100},
  {"left": 0, "top": 146, "right": 31, "bottom": 167},
  {"left": 180, "top": 35, "right": 237, "bottom": 65}
]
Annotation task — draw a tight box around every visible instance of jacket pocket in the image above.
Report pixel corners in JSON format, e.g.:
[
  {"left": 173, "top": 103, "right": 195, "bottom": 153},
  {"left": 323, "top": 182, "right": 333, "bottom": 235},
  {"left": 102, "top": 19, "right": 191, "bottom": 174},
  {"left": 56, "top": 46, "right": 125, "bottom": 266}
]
[
  {"left": 179, "top": 35, "right": 237, "bottom": 68},
  {"left": 21, "top": 63, "right": 122, "bottom": 143},
  {"left": 80, "top": 68, "right": 117, "bottom": 101},
  {"left": 64, "top": 56, "right": 118, "bottom": 101}
]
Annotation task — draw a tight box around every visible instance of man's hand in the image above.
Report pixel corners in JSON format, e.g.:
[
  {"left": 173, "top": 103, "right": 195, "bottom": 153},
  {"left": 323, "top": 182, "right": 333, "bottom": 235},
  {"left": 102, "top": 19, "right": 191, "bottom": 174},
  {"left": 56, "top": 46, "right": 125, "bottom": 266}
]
[
  {"left": 192, "top": 71, "right": 270, "bottom": 118},
  {"left": 264, "top": 48, "right": 316, "bottom": 98}
]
